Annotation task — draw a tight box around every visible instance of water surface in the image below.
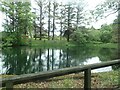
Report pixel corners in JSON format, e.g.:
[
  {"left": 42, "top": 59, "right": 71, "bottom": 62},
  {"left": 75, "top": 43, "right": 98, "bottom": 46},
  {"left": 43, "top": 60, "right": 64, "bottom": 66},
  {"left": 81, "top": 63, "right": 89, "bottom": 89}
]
[{"left": 0, "top": 46, "right": 118, "bottom": 75}]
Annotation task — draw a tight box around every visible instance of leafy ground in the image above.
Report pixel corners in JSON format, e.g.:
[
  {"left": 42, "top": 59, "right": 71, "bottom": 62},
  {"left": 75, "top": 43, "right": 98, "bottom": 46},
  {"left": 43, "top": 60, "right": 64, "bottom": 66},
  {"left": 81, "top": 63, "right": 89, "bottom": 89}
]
[{"left": 1, "top": 71, "right": 119, "bottom": 88}]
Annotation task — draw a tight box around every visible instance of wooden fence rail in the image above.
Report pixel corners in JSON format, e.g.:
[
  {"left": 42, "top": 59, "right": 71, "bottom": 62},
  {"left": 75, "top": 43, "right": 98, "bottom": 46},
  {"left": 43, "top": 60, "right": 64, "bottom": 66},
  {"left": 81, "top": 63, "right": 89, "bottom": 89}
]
[{"left": 0, "top": 59, "right": 120, "bottom": 89}]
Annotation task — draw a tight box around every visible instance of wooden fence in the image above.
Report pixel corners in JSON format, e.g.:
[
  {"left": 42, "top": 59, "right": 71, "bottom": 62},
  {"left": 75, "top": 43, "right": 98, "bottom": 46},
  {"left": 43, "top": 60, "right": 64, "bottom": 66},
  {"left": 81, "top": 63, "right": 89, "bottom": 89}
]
[{"left": 1, "top": 59, "right": 120, "bottom": 89}]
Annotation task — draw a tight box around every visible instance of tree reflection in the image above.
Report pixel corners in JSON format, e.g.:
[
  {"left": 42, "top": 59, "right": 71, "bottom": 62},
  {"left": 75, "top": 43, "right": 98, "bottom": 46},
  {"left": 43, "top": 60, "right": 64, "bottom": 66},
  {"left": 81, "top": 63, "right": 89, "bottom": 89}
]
[
  {"left": 2, "top": 47, "right": 45, "bottom": 75},
  {"left": 47, "top": 49, "right": 50, "bottom": 71},
  {"left": 51, "top": 49, "right": 54, "bottom": 70},
  {"left": 58, "top": 49, "right": 62, "bottom": 69},
  {"left": 1, "top": 46, "right": 117, "bottom": 75},
  {"left": 38, "top": 48, "right": 43, "bottom": 71}
]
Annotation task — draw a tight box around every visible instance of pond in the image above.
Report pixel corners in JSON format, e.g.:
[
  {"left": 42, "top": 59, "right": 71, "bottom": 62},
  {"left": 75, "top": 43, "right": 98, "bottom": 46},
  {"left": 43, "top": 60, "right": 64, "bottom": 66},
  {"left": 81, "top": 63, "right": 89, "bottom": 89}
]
[{"left": 0, "top": 46, "right": 118, "bottom": 75}]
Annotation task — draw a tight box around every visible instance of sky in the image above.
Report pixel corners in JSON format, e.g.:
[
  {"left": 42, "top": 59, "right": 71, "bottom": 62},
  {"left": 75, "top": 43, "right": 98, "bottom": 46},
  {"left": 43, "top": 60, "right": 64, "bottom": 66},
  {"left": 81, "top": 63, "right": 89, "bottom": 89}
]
[
  {"left": 0, "top": 12, "right": 5, "bottom": 31},
  {"left": 83, "top": 0, "right": 117, "bottom": 28},
  {"left": 0, "top": 0, "right": 117, "bottom": 32}
]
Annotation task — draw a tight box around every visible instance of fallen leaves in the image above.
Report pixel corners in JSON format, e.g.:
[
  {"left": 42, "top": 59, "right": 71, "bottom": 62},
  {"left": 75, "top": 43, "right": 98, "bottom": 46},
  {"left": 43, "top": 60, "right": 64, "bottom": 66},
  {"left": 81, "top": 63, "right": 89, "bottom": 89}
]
[{"left": 3, "top": 71, "right": 119, "bottom": 88}]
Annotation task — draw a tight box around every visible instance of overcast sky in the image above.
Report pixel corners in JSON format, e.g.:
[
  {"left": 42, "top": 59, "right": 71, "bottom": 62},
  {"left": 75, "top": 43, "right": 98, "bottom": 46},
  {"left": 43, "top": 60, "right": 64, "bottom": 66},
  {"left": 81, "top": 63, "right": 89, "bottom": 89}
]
[{"left": 0, "top": 0, "right": 117, "bottom": 32}]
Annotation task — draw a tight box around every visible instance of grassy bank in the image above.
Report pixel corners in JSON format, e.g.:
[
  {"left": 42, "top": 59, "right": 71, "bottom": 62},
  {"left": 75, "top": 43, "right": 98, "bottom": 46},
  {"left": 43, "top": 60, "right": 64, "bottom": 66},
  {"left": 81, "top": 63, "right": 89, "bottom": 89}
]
[
  {"left": 30, "top": 39, "right": 75, "bottom": 47},
  {"left": 1, "top": 37, "right": 118, "bottom": 48},
  {"left": 90, "top": 42, "right": 118, "bottom": 48},
  {"left": 30, "top": 39, "right": 118, "bottom": 48}
]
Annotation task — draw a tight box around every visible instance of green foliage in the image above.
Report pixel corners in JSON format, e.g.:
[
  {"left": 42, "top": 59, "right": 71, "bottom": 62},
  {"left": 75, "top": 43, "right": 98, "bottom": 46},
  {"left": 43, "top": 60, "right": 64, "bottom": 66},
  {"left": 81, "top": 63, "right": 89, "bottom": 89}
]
[
  {"left": 91, "top": 0, "right": 119, "bottom": 21},
  {"left": 70, "top": 23, "right": 115, "bottom": 45},
  {"left": 98, "top": 70, "right": 119, "bottom": 87},
  {"left": 100, "top": 31, "right": 112, "bottom": 43},
  {"left": 1, "top": 32, "right": 12, "bottom": 46},
  {"left": 70, "top": 30, "right": 88, "bottom": 45},
  {"left": 31, "top": 39, "right": 73, "bottom": 47},
  {"left": 87, "top": 30, "right": 101, "bottom": 42},
  {"left": 1, "top": 32, "right": 30, "bottom": 46},
  {"left": 111, "top": 19, "right": 119, "bottom": 43},
  {"left": 1, "top": 1, "right": 35, "bottom": 46},
  {"left": 50, "top": 79, "right": 74, "bottom": 88},
  {"left": 100, "top": 24, "right": 113, "bottom": 32}
]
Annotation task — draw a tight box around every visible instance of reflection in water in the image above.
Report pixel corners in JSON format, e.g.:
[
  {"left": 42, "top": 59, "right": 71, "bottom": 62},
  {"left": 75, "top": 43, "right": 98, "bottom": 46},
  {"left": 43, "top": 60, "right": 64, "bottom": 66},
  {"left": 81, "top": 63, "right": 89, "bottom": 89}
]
[
  {"left": 83, "top": 57, "right": 101, "bottom": 65},
  {"left": 84, "top": 57, "right": 112, "bottom": 73},
  {"left": 1, "top": 47, "right": 117, "bottom": 75},
  {"left": 93, "top": 66, "right": 112, "bottom": 73}
]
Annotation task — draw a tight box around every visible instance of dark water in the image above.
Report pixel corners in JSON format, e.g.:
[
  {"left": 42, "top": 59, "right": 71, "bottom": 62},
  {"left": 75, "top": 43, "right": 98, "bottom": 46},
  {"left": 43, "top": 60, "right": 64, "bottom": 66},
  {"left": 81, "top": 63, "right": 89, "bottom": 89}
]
[{"left": 0, "top": 46, "right": 118, "bottom": 75}]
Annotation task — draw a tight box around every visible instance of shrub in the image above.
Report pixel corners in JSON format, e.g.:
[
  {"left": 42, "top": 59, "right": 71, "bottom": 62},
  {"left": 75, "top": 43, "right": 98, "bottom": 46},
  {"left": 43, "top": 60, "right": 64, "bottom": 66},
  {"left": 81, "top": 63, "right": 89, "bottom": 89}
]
[
  {"left": 87, "top": 30, "right": 101, "bottom": 42},
  {"left": 100, "top": 31, "right": 112, "bottom": 43},
  {"left": 70, "top": 30, "right": 88, "bottom": 45},
  {"left": 2, "top": 32, "right": 30, "bottom": 46}
]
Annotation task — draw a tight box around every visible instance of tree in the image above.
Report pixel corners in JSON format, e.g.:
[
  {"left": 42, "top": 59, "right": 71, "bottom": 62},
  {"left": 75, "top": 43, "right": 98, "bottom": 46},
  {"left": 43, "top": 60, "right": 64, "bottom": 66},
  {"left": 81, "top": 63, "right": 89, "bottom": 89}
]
[
  {"left": 111, "top": 19, "right": 118, "bottom": 42},
  {"left": 33, "top": 11, "right": 37, "bottom": 40},
  {"left": 91, "top": 0, "right": 119, "bottom": 21},
  {"left": 38, "top": 1, "right": 43, "bottom": 40},
  {"left": 63, "top": 3, "right": 76, "bottom": 42},
  {"left": 70, "top": 29, "right": 88, "bottom": 45},
  {"left": 47, "top": 1, "right": 51, "bottom": 40},
  {"left": 61, "top": 1, "right": 87, "bottom": 42},
  {"left": 100, "top": 31, "right": 112, "bottom": 43},
  {"left": 35, "top": 0, "right": 47, "bottom": 40},
  {"left": 75, "top": 1, "right": 86, "bottom": 29},
  {"left": 33, "top": 0, "right": 48, "bottom": 40},
  {"left": 1, "top": 1, "right": 35, "bottom": 46},
  {"left": 58, "top": 3, "right": 66, "bottom": 40},
  {"left": 52, "top": 1, "right": 58, "bottom": 40},
  {"left": 101, "top": 24, "right": 113, "bottom": 31},
  {"left": 90, "top": 0, "right": 120, "bottom": 44}
]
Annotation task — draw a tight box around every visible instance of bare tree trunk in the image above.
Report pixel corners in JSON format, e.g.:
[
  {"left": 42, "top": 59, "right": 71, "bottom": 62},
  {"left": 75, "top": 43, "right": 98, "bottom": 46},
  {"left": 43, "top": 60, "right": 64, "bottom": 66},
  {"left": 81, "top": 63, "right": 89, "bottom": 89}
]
[
  {"left": 48, "top": 2, "right": 51, "bottom": 40},
  {"left": 67, "top": 6, "right": 70, "bottom": 42},
  {"left": 39, "top": 2, "right": 42, "bottom": 40},
  {"left": 52, "top": 2, "right": 55, "bottom": 40},
  {"left": 47, "top": 49, "right": 50, "bottom": 71},
  {"left": 118, "top": 2, "right": 120, "bottom": 59}
]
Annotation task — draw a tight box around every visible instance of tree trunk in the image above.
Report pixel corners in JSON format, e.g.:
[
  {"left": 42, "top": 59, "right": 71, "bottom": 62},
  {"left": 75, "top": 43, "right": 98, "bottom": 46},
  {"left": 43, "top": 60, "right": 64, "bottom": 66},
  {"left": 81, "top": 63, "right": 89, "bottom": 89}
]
[
  {"left": 39, "top": 3, "right": 42, "bottom": 40},
  {"left": 47, "top": 49, "right": 50, "bottom": 70},
  {"left": 48, "top": 2, "right": 51, "bottom": 40},
  {"left": 67, "top": 5, "right": 71, "bottom": 42},
  {"left": 52, "top": 2, "right": 55, "bottom": 40}
]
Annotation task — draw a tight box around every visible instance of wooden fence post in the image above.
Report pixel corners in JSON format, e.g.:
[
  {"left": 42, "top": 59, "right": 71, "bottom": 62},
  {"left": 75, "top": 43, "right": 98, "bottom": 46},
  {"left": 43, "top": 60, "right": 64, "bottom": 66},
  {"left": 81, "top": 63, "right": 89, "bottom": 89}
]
[
  {"left": 118, "top": 68, "right": 120, "bottom": 88},
  {"left": 6, "top": 81, "right": 13, "bottom": 90},
  {"left": 84, "top": 68, "right": 91, "bottom": 90}
]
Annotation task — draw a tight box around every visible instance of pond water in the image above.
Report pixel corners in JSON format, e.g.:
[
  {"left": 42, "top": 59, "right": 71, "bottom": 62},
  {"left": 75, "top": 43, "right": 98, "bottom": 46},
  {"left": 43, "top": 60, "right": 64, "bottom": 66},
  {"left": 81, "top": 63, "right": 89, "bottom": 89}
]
[{"left": 0, "top": 46, "right": 118, "bottom": 75}]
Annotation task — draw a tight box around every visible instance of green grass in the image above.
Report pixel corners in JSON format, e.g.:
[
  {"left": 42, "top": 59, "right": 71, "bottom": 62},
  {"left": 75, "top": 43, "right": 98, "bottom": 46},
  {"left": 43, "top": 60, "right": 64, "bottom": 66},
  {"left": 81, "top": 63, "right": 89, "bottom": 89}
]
[
  {"left": 87, "top": 42, "right": 118, "bottom": 48},
  {"left": 1, "top": 36, "right": 118, "bottom": 49},
  {"left": 30, "top": 38, "right": 118, "bottom": 49},
  {"left": 49, "top": 78, "right": 74, "bottom": 88},
  {"left": 98, "top": 70, "right": 120, "bottom": 88},
  {"left": 48, "top": 70, "right": 120, "bottom": 88},
  {"left": 30, "top": 39, "right": 75, "bottom": 48}
]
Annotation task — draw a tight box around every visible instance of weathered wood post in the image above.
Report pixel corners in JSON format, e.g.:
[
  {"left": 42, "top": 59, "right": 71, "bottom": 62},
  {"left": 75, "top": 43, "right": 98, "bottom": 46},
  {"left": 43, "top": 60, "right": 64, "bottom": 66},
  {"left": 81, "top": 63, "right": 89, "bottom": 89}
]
[
  {"left": 84, "top": 68, "right": 91, "bottom": 90},
  {"left": 6, "top": 81, "right": 13, "bottom": 90},
  {"left": 118, "top": 68, "right": 120, "bottom": 88}
]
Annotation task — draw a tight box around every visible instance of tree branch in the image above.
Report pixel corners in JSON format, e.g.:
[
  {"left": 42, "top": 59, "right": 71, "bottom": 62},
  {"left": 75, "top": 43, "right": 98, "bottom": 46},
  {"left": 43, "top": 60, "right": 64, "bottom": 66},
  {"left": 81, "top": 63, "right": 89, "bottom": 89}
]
[{"left": 105, "top": 8, "right": 120, "bottom": 18}]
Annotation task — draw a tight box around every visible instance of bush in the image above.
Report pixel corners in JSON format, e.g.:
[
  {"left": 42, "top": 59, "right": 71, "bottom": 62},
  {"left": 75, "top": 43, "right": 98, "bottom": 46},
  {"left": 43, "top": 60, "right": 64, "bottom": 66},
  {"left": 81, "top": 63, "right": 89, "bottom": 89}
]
[
  {"left": 100, "top": 31, "right": 112, "bottom": 43},
  {"left": 70, "top": 30, "right": 88, "bottom": 45},
  {"left": 87, "top": 30, "right": 101, "bottom": 42},
  {"left": 2, "top": 34, "right": 18, "bottom": 46},
  {"left": 2, "top": 32, "right": 30, "bottom": 46}
]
